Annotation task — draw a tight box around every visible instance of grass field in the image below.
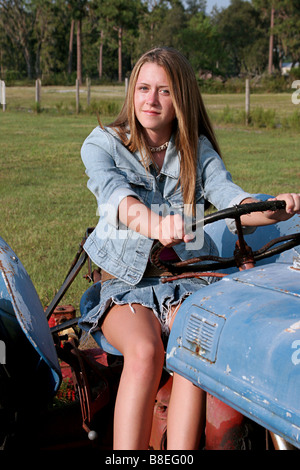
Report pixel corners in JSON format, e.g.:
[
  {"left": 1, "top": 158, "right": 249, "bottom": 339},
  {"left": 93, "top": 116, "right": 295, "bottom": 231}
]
[{"left": 1, "top": 85, "right": 299, "bottom": 312}]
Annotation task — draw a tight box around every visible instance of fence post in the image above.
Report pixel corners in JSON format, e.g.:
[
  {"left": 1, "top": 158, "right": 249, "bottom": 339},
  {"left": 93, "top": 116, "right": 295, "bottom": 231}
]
[
  {"left": 76, "top": 78, "right": 80, "bottom": 113},
  {"left": 245, "top": 78, "right": 250, "bottom": 125},
  {"left": 35, "top": 78, "right": 41, "bottom": 106},
  {"left": 86, "top": 76, "right": 91, "bottom": 107},
  {"left": 0, "top": 80, "right": 6, "bottom": 111},
  {"left": 125, "top": 77, "right": 128, "bottom": 96}
]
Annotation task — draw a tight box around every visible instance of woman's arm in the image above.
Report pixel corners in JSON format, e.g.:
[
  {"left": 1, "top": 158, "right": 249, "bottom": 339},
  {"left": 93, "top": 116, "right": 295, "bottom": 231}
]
[
  {"left": 240, "top": 193, "right": 300, "bottom": 226},
  {"left": 118, "top": 196, "right": 194, "bottom": 246},
  {"left": 119, "top": 193, "right": 300, "bottom": 244}
]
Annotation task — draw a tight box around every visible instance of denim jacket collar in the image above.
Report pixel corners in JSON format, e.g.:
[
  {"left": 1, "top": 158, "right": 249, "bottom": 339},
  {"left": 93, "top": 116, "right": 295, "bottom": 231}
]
[
  {"left": 159, "top": 136, "right": 180, "bottom": 179},
  {"left": 107, "top": 127, "right": 180, "bottom": 179}
]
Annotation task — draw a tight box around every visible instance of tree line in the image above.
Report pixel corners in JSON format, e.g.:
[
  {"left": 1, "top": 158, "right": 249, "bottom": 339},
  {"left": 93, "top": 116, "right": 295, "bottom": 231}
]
[{"left": 0, "top": 0, "right": 299, "bottom": 85}]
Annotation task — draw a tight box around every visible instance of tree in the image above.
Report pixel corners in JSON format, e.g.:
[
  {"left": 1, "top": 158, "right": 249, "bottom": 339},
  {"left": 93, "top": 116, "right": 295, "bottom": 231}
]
[
  {"left": 91, "top": 0, "right": 143, "bottom": 82},
  {"left": 0, "top": 4, "right": 26, "bottom": 77},
  {"left": 0, "top": 0, "right": 72, "bottom": 79},
  {"left": 32, "top": 0, "right": 54, "bottom": 77},
  {"left": 137, "top": 0, "right": 169, "bottom": 54},
  {"left": 45, "top": 1, "right": 73, "bottom": 78},
  {"left": 68, "top": 0, "right": 88, "bottom": 84},
  {"left": 252, "top": 0, "right": 300, "bottom": 73},
  {"left": 151, "top": 0, "right": 186, "bottom": 51},
  {"left": 181, "top": 12, "right": 220, "bottom": 73},
  {"left": 0, "top": 0, "right": 35, "bottom": 78},
  {"left": 268, "top": 4, "right": 274, "bottom": 73},
  {"left": 272, "top": 0, "right": 300, "bottom": 66},
  {"left": 68, "top": 18, "right": 75, "bottom": 75},
  {"left": 214, "top": 0, "right": 269, "bottom": 75},
  {"left": 185, "top": 0, "right": 206, "bottom": 15},
  {"left": 3, "top": 0, "right": 297, "bottom": 82}
]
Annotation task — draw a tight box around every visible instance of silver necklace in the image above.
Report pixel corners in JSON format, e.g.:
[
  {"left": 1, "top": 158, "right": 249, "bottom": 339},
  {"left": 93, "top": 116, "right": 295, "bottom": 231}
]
[{"left": 149, "top": 141, "right": 169, "bottom": 153}]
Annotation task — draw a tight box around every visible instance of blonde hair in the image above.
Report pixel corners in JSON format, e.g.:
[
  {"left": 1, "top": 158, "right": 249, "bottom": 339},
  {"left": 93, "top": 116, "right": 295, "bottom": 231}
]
[{"left": 110, "top": 47, "right": 221, "bottom": 214}]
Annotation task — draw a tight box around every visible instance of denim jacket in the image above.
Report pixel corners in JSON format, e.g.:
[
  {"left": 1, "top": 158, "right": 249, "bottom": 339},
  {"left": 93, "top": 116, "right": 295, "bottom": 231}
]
[{"left": 81, "top": 126, "right": 253, "bottom": 285}]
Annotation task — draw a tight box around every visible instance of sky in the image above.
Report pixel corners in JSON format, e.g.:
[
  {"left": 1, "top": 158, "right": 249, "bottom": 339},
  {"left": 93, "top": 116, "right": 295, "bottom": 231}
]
[{"left": 205, "top": 0, "right": 231, "bottom": 14}]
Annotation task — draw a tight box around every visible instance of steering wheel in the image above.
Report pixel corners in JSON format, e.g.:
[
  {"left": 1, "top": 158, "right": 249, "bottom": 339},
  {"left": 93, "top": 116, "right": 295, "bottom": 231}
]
[{"left": 150, "top": 200, "right": 300, "bottom": 281}]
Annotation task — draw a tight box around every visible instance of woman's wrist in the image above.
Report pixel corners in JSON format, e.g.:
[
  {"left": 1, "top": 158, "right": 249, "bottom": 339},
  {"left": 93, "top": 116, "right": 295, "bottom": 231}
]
[
  {"left": 240, "top": 195, "right": 300, "bottom": 227},
  {"left": 118, "top": 196, "right": 162, "bottom": 239},
  {"left": 118, "top": 196, "right": 192, "bottom": 245}
]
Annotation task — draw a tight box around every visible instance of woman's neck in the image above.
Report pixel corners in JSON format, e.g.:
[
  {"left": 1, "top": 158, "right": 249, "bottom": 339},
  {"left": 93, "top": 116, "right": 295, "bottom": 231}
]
[{"left": 144, "top": 129, "right": 171, "bottom": 148}]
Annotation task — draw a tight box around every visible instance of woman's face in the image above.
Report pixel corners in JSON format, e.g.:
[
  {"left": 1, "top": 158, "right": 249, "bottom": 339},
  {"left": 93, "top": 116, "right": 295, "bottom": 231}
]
[{"left": 134, "top": 62, "right": 176, "bottom": 144}]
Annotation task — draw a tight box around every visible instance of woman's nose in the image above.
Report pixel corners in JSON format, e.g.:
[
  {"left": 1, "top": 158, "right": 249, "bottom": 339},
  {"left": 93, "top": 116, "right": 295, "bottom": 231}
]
[{"left": 146, "top": 89, "right": 159, "bottom": 105}]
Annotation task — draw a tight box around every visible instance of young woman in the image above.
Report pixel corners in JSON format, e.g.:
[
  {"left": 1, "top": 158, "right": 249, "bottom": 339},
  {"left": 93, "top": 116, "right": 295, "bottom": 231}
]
[{"left": 79, "top": 47, "right": 300, "bottom": 450}]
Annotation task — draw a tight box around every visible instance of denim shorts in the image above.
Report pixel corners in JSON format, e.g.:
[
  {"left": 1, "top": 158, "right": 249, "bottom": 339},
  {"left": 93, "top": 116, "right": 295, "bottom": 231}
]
[{"left": 78, "top": 275, "right": 210, "bottom": 337}]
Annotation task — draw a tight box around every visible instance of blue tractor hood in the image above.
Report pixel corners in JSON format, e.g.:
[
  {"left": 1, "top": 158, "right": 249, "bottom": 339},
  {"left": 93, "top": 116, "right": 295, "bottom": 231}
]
[
  {"left": 0, "top": 236, "right": 61, "bottom": 397},
  {"left": 167, "top": 211, "right": 300, "bottom": 449},
  {"left": 167, "top": 262, "right": 300, "bottom": 448}
]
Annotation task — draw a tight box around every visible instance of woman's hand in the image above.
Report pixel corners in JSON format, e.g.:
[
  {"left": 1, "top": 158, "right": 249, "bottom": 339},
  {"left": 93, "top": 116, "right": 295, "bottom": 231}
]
[
  {"left": 267, "top": 193, "right": 300, "bottom": 220},
  {"left": 240, "top": 193, "right": 300, "bottom": 226},
  {"left": 157, "top": 213, "right": 195, "bottom": 246},
  {"left": 118, "top": 196, "right": 194, "bottom": 245}
]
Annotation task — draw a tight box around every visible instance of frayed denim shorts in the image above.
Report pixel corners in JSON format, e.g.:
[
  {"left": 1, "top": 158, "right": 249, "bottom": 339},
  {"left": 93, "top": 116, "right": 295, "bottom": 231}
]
[{"left": 78, "top": 276, "right": 210, "bottom": 338}]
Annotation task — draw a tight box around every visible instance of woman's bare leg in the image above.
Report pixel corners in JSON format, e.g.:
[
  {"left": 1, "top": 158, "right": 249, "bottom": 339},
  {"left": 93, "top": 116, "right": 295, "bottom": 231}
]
[
  {"left": 166, "top": 373, "right": 206, "bottom": 449},
  {"left": 102, "top": 303, "right": 165, "bottom": 450},
  {"left": 166, "top": 305, "right": 206, "bottom": 450}
]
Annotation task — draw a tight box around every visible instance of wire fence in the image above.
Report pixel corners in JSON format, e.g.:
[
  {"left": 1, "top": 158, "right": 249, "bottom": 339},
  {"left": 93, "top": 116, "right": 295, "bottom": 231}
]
[{"left": 0, "top": 77, "right": 128, "bottom": 115}]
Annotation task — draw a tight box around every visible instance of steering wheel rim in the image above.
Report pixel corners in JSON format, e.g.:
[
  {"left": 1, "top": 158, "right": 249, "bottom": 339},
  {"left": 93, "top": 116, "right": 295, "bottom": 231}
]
[
  {"left": 150, "top": 200, "right": 300, "bottom": 276},
  {"left": 202, "top": 199, "right": 285, "bottom": 225}
]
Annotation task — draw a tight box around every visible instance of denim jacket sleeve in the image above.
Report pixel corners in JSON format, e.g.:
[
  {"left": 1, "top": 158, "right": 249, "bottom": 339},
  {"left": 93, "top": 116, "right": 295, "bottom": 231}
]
[
  {"left": 81, "top": 126, "right": 144, "bottom": 228},
  {"left": 199, "top": 136, "right": 255, "bottom": 233},
  {"left": 199, "top": 136, "right": 251, "bottom": 209}
]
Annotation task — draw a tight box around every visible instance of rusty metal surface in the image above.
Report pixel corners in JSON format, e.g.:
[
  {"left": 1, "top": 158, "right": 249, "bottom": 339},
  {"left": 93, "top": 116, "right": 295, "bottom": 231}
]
[
  {"left": 149, "top": 373, "right": 173, "bottom": 450},
  {"left": 205, "top": 394, "right": 250, "bottom": 450}
]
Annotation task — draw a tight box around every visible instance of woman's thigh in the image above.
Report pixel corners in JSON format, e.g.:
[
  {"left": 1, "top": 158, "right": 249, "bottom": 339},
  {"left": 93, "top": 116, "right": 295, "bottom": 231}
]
[{"left": 101, "top": 303, "right": 163, "bottom": 357}]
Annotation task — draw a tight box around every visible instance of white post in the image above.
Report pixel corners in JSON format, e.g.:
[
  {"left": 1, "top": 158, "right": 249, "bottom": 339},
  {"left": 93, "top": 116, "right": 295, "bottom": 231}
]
[
  {"left": 125, "top": 77, "right": 128, "bottom": 96},
  {"left": 1, "top": 80, "right": 6, "bottom": 111},
  {"left": 76, "top": 78, "right": 80, "bottom": 113},
  {"left": 245, "top": 78, "right": 250, "bottom": 125}
]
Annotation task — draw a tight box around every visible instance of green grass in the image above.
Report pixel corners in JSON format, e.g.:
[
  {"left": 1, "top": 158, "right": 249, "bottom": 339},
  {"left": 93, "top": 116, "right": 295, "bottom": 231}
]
[
  {"left": 217, "top": 128, "right": 300, "bottom": 195},
  {"left": 1, "top": 87, "right": 299, "bottom": 312},
  {"left": 0, "top": 112, "right": 101, "bottom": 309}
]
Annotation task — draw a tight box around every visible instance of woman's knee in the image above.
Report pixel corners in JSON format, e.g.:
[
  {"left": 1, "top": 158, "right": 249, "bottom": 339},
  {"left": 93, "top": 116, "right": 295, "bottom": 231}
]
[
  {"left": 125, "top": 335, "right": 165, "bottom": 379},
  {"left": 102, "top": 303, "right": 165, "bottom": 377}
]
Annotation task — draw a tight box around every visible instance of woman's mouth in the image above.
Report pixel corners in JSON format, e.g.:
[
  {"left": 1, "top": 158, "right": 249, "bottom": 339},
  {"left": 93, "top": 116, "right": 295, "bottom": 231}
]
[{"left": 143, "top": 109, "right": 160, "bottom": 116}]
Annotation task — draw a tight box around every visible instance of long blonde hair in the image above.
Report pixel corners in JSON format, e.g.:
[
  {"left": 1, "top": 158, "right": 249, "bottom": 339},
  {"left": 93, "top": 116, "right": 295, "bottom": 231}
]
[{"left": 110, "top": 47, "right": 221, "bottom": 214}]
